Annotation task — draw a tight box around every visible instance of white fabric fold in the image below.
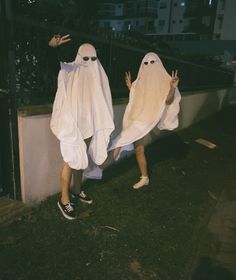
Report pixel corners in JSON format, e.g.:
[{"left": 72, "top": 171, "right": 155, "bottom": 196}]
[
  {"left": 110, "top": 52, "right": 181, "bottom": 152},
  {"left": 85, "top": 52, "right": 181, "bottom": 179},
  {"left": 50, "top": 43, "right": 114, "bottom": 171}
]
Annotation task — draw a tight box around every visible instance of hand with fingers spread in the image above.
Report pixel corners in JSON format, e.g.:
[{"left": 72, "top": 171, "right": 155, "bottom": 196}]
[
  {"left": 125, "top": 71, "right": 132, "bottom": 90},
  {"left": 48, "top": 34, "right": 71, "bottom": 48},
  {"left": 170, "top": 70, "right": 179, "bottom": 90}
]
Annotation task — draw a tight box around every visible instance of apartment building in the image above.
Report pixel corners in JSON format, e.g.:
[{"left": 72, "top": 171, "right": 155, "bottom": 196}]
[
  {"left": 155, "top": 0, "right": 187, "bottom": 34},
  {"left": 97, "top": 0, "right": 159, "bottom": 32},
  {"left": 97, "top": 0, "right": 189, "bottom": 36},
  {"left": 213, "top": 0, "right": 236, "bottom": 40},
  {"left": 97, "top": 0, "right": 124, "bottom": 31},
  {"left": 122, "top": 0, "right": 158, "bottom": 33},
  {"left": 96, "top": 0, "right": 236, "bottom": 40}
]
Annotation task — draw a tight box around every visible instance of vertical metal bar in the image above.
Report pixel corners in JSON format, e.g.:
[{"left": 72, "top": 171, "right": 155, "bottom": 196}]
[
  {"left": 109, "top": 31, "right": 113, "bottom": 78},
  {"left": 5, "top": 0, "right": 21, "bottom": 200},
  {"left": 168, "top": 0, "right": 173, "bottom": 34}
]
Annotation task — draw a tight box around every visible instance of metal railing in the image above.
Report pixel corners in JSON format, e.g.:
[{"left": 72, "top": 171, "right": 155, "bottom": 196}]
[{"left": 1, "top": 2, "right": 234, "bottom": 107}]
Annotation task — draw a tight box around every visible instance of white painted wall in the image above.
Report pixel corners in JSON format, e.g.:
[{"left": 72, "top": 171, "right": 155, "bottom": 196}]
[
  {"left": 18, "top": 115, "right": 62, "bottom": 204},
  {"left": 18, "top": 87, "right": 231, "bottom": 204}
]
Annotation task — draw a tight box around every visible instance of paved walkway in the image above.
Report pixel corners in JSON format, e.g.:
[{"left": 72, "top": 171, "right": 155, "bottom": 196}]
[
  {"left": 190, "top": 105, "right": 236, "bottom": 280},
  {"left": 190, "top": 185, "right": 236, "bottom": 279}
]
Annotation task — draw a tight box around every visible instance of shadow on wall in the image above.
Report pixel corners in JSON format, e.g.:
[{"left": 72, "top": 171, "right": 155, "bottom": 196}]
[
  {"left": 178, "top": 89, "right": 230, "bottom": 130},
  {"left": 228, "top": 86, "right": 236, "bottom": 104},
  {"left": 197, "top": 89, "right": 230, "bottom": 118},
  {"left": 215, "top": 104, "right": 236, "bottom": 137},
  {"left": 192, "top": 256, "right": 235, "bottom": 280}
]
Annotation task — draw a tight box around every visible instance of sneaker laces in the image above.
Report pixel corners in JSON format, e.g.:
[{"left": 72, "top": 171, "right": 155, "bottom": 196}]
[
  {"left": 65, "top": 203, "right": 74, "bottom": 212},
  {"left": 80, "top": 191, "right": 86, "bottom": 198}
]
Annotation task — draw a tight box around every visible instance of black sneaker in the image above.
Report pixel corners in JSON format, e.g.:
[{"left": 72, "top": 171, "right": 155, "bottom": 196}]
[
  {"left": 57, "top": 201, "right": 76, "bottom": 220},
  {"left": 71, "top": 191, "right": 93, "bottom": 205}
]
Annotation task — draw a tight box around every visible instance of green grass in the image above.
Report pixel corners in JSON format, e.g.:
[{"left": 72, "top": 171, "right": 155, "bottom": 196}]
[{"left": 0, "top": 106, "right": 236, "bottom": 280}]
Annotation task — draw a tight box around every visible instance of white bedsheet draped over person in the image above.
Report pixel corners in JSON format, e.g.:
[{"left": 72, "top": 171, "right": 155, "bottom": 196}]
[
  {"left": 109, "top": 52, "right": 181, "bottom": 154},
  {"left": 50, "top": 43, "right": 114, "bottom": 170}
]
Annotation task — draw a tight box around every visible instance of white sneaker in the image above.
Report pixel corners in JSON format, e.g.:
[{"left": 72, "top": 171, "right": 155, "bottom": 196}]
[{"left": 132, "top": 176, "right": 149, "bottom": 189}]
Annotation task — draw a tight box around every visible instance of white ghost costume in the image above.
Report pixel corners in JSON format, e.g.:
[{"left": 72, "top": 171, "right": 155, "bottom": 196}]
[
  {"left": 50, "top": 43, "right": 114, "bottom": 171},
  {"left": 110, "top": 52, "right": 181, "bottom": 155},
  {"left": 85, "top": 52, "right": 181, "bottom": 179}
]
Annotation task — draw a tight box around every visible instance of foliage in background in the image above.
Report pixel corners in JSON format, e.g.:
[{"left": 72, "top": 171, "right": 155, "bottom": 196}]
[
  {"left": 2, "top": 0, "right": 233, "bottom": 106},
  {"left": 13, "top": 0, "right": 98, "bottom": 29}
]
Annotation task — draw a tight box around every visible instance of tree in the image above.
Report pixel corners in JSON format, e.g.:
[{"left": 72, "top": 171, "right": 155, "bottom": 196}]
[{"left": 13, "top": 0, "right": 98, "bottom": 30}]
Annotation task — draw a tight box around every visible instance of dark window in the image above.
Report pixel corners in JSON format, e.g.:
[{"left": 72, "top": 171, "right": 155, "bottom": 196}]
[
  {"left": 217, "top": 15, "right": 223, "bottom": 29},
  {"left": 220, "top": 0, "right": 226, "bottom": 10},
  {"left": 159, "top": 20, "right": 165, "bottom": 26},
  {"left": 148, "top": 21, "right": 154, "bottom": 29},
  {"left": 104, "top": 22, "right": 111, "bottom": 29},
  {"left": 160, "top": 2, "right": 167, "bottom": 9}
]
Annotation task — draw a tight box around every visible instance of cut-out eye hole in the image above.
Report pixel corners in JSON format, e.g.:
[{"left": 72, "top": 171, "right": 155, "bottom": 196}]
[
  {"left": 82, "top": 56, "right": 97, "bottom": 61},
  {"left": 144, "top": 60, "right": 156, "bottom": 65}
]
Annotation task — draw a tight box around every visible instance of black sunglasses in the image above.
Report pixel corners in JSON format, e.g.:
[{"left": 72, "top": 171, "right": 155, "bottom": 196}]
[
  {"left": 82, "top": 56, "right": 97, "bottom": 61},
  {"left": 144, "top": 60, "right": 156, "bottom": 65}
]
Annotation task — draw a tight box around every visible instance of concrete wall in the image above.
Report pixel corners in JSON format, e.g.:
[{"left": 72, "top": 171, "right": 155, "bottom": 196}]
[
  {"left": 18, "top": 114, "right": 62, "bottom": 204},
  {"left": 18, "top": 87, "right": 231, "bottom": 204}
]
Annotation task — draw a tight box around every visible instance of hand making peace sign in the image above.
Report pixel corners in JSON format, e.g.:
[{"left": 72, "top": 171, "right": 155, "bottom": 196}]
[
  {"left": 48, "top": 34, "right": 71, "bottom": 48},
  {"left": 170, "top": 70, "right": 179, "bottom": 90},
  {"left": 124, "top": 71, "right": 132, "bottom": 90}
]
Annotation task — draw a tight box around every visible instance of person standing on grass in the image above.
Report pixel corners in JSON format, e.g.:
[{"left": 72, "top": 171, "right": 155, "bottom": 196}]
[
  {"left": 101, "top": 52, "right": 181, "bottom": 189},
  {"left": 50, "top": 41, "right": 114, "bottom": 220}
]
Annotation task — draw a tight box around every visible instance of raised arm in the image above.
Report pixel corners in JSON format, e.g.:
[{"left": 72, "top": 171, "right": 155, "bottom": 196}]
[
  {"left": 48, "top": 34, "right": 71, "bottom": 48},
  {"left": 124, "top": 71, "right": 132, "bottom": 90},
  {"left": 165, "top": 70, "right": 179, "bottom": 105}
]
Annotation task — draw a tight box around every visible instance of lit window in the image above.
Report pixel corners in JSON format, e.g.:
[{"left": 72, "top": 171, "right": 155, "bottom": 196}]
[{"left": 180, "top": 1, "right": 185, "bottom": 6}]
